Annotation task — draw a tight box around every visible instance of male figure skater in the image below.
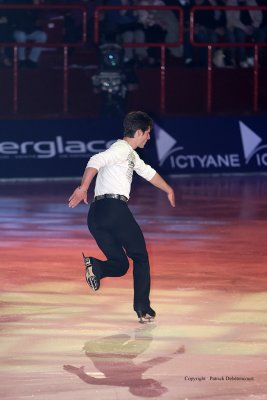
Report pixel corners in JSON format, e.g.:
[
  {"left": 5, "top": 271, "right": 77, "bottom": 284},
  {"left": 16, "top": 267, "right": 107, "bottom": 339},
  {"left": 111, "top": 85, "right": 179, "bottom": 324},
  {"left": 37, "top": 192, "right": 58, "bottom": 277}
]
[{"left": 68, "top": 111, "right": 175, "bottom": 323}]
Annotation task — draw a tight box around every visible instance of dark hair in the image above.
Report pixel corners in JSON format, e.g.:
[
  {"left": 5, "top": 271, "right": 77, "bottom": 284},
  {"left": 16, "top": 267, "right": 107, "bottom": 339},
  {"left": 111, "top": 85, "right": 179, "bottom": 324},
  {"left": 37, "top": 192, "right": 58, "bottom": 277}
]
[{"left": 123, "top": 111, "right": 153, "bottom": 138}]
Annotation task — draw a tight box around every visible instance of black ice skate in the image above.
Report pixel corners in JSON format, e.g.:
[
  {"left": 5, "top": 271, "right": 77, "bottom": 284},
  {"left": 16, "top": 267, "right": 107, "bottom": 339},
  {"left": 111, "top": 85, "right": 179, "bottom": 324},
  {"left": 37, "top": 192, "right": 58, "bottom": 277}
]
[
  {"left": 136, "top": 307, "right": 156, "bottom": 324},
  {"left": 82, "top": 253, "right": 100, "bottom": 291}
]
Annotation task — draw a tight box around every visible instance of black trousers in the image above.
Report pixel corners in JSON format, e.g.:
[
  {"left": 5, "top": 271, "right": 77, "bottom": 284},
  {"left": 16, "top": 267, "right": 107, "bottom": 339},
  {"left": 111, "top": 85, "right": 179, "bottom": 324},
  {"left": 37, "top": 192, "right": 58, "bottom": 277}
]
[{"left": 87, "top": 198, "right": 151, "bottom": 312}]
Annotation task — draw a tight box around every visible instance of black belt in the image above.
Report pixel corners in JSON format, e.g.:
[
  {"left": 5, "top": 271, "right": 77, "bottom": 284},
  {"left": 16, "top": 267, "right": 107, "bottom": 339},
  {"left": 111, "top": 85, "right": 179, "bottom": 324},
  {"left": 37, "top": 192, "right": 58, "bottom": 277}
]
[{"left": 93, "top": 194, "right": 128, "bottom": 203}]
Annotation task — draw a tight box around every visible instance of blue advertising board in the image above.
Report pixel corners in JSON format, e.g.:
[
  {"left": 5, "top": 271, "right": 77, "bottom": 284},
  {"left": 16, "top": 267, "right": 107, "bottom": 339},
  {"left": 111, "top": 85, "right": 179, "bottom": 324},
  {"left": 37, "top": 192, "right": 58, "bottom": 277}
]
[{"left": 0, "top": 115, "right": 267, "bottom": 179}]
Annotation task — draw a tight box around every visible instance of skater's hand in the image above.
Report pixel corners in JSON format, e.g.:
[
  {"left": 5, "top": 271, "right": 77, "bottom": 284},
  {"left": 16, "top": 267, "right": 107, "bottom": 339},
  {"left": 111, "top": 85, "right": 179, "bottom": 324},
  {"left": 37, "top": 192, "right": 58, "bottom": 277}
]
[
  {"left": 167, "top": 189, "right": 175, "bottom": 208},
  {"left": 68, "top": 186, "right": 88, "bottom": 208},
  {"left": 63, "top": 365, "right": 85, "bottom": 375}
]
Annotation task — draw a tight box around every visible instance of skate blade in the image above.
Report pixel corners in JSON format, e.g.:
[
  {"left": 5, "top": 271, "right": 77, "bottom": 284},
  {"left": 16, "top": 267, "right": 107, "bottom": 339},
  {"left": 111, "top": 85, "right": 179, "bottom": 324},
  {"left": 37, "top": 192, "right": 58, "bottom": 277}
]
[
  {"left": 138, "top": 315, "right": 155, "bottom": 324},
  {"left": 85, "top": 273, "right": 99, "bottom": 291}
]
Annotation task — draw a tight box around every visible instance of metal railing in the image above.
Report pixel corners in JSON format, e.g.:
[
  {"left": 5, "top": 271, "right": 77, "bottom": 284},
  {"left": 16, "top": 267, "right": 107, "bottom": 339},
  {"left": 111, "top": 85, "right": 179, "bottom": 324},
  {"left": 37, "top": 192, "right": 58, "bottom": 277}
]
[
  {"left": 190, "top": 5, "right": 267, "bottom": 113},
  {"left": 1, "top": 4, "right": 266, "bottom": 115},
  {"left": 0, "top": 4, "right": 87, "bottom": 114}
]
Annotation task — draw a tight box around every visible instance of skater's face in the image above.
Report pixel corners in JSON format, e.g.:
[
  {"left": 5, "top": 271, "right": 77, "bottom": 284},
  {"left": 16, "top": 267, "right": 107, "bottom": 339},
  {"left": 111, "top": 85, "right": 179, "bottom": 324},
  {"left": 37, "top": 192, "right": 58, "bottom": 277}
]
[{"left": 136, "top": 128, "right": 151, "bottom": 148}]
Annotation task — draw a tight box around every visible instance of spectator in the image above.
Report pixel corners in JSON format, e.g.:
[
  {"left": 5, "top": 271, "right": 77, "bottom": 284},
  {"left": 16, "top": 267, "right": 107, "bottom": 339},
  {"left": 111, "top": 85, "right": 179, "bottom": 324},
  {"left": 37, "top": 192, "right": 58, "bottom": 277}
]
[
  {"left": 136, "top": 0, "right": 181, "bottom": 64},
  {"left": 183, "top": 0, "right": 225, "bottom": 67},
  {"left": 224, "top": 0, "right": 264, "bottom": 68},
  {"left": 12, "top": 0, "right": 48, "bottom": 68},
  {"left": 104, "top": 0, "right": 148, "bottom": 65},
  {"left": 49, "top": 0, "right": 89, "bottom": 48},
  {"left": 135, "top": 0, "right": 166, "bottom": 65}
]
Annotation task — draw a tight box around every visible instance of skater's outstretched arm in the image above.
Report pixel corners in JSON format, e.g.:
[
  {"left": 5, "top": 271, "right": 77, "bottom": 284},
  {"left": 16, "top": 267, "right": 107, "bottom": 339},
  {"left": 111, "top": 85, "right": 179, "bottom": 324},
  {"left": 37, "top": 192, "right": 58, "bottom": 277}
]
[
  {"left": 149, "top": 173, "right": 175, "bottom": 208},
  {"left": 140, "top": 346, "right": 185, "bottom": 371},
  {"left": 139, "top": 356, "right": 173, "bottom": 371},
  {"left": 63, "top": 365, "right": 100, "bottom": 384},
  {"left": 68, "top": 167, "right": 98, "bottom": 208}
]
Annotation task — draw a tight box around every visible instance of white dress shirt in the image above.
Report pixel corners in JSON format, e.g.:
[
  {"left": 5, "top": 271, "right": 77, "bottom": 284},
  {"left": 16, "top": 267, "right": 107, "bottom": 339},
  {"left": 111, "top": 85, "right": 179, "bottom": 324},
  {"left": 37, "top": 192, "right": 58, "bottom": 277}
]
[{"left": 86, "top": 139, "right": 156, "bottom": 199}]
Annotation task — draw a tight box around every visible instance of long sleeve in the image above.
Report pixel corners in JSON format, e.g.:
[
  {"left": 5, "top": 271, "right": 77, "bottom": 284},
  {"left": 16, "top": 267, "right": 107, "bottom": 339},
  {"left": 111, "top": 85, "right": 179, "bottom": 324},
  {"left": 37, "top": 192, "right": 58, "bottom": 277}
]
[
  {"left": 134, "top": 152, "right": 156, "bottom": 181},
  {"left": 86, "top": 143, "right": 127, "bottom": 170}
]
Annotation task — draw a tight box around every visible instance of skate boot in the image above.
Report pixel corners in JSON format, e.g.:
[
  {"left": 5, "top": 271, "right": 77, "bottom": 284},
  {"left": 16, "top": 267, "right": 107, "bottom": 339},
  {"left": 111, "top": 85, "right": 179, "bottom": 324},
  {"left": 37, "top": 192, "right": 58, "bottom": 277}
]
[
  {"left": 136, "top": 307, "right": 156, "bottom": 324},
  {"left": 82, "top": 253, "right": 100, "bottom": 291}
]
